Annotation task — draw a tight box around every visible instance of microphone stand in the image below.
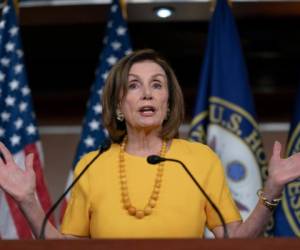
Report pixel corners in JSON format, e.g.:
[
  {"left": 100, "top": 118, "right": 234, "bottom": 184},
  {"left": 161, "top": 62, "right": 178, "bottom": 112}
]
[
  {"left": 39, "top": 142, "right": 111, "bottom": 239},
  {"left": 147, "top": 155, "right": 229, "bottom": 238}
]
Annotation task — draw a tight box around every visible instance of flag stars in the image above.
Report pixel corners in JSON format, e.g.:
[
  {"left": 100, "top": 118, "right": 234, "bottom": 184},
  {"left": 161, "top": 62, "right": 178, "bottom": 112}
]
[
  {"left": 10, "top": 134, "right": 21, "bottom": 146},
  {"left": 3, "top": 6, "right": 10, "bottom": 15},
  {"left": 98, "top": 89, "right": 103, "bottom": 97},
  {"left": 89, "top": 120, "right": 100, "bottom": 131},
  {"left": 101, "top": 71, "right": 109, "bottom": 80},
  {"left": 14, "top": 118, "right": 23, "bottom": 129},
  {"left": 125, "top": 49, "right": 132, "bottom": 55},
  {"left": 0, "top": 20, "right": 5, "bottom": 29},
  {"left": 93, "top": 104, "right": 102, "bottom": 114},
  {"left": 1, "top": 57, "right": 10, "bottom": 67},
  {"left": 21, "top": 86, "right": 30, "bottom": 96},
  {"left": 84, "top": 136, "right": 95, "bottom": 147},
  {"left": 14, "top": 64, "right": 23, "bottom": 74},
  {"left": 116, "top": 26, "right": 127, "bottom": 36},
  {"left": 1, "top": 112, "right": 10, "bottom": 122},
  {"left": 107, "top": 55, "right": 118, "bottom": 66},
  {"left": 71, "top": 0, "right": 131, "bottom": 161},
  {"left": 0, "top": 127, "right": 5, "bottom": 137},
  {"left": 104, "top": 129, "right": 109, "bottom": 137},
  {"left": 111, "top": 41, "right": 122, "bottom": 50},
  {"left": 16, "top": 49, "right": 23, "bottom": 58},
  {"left": 5, "top": 41, "right": 15, "bottom": 52},
  {"left": 19, "top": 102, "right": 28, "bottom": 112},
  {"left": 9, "top": 26, "right": 18, "bottom": 36},
  {"left": 111, "top": 4, "right": 118, "bottom": 13},
  {"left": 9, "top": 79, "right": 19, "bottom": 91},
  {"left": 5, "top": 96, "right": 15, "bottom": 106},
  {"left": 0, "top": 71, "right": 5, "bottom": 82},
  {"left": 26, "top": 124, "right": 37, "bottom": 135},
  {"left": 107, "top": 21, "right": 113, "bottom": 28}
]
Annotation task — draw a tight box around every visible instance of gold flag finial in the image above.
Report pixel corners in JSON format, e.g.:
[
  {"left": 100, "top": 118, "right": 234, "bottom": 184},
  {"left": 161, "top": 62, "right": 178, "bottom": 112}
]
[
  {"left": 209, "top": 0, "right": 216, "bottom": 12},
  {"left": 119, "top": 0, "right": 128, "bottom": 20},
  {"left": 4, "top": 0, "right": 20, "bottom": 16},
  {"left": 14, "top": 0, "right": 19, "bottom": 16},
  {"left": 210, "top": 0, "right": 232, "bottom": 13}
]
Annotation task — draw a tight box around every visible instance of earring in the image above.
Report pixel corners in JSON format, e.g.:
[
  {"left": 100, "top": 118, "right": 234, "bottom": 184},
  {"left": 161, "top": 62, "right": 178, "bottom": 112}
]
[{"left": 116, "top": 109, "right": 124, "bottom": 122}]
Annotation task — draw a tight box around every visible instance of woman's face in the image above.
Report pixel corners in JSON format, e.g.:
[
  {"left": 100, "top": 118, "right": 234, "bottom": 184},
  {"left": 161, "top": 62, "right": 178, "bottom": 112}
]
[{"left": 119, "top": 60, "right": 169, "bottom": 132}]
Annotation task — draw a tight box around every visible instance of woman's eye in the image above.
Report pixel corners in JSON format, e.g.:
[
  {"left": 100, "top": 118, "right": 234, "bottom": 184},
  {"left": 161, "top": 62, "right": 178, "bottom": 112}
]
[
  {"left": 128, "top": 82, "right": 138, "bottom": 89},
  {"left": 153, "top": 82, "right": 162, "bottom": 89}
]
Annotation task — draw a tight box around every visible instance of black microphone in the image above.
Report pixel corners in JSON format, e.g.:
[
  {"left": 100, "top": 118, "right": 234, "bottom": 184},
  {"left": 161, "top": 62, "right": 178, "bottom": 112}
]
[
  {"left": 38, "top": 140, "right": 111, "bottom": 239},
  {"left": 147, "top": 155, "right": 229, "bottom": 238}
]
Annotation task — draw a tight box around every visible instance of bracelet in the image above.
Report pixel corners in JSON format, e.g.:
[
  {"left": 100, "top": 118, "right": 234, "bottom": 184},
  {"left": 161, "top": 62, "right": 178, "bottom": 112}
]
[{"left": 257, "top": 189, "right": 282, "bottom": 212}]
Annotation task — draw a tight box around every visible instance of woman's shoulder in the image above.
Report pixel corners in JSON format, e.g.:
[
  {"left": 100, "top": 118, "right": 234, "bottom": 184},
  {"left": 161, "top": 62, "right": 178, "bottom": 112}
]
[
  {"left": 74, "top": 143, "right": 119, "bottom": 173},
  {"left": 171, "top": 138, "right": 219, "bottom": 162},
  {"left": 172, "top": 138, "right": 214, "bottom": 153},
  {"left": 82, "top": 143, "right": 119, "bottom": 159}
]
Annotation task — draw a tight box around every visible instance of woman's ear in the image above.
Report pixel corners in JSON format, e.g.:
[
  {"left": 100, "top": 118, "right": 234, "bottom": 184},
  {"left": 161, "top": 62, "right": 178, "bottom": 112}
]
[{"left": 116, "top": 108, "right": 125, "bottom": 122}]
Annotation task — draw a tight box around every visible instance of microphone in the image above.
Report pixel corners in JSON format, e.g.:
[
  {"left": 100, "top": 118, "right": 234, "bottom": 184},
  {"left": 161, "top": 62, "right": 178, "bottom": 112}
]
[
  {"left": 147, "top": 155, "right": 229, "bottom": 238},
  {"left": 38, "top": 140, "right": 111, "bottom": 239}
]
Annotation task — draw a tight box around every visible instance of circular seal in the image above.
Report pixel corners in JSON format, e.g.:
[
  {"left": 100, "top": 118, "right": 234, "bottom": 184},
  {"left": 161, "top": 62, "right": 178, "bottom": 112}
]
[{"left": 226, "top": 161, "right": 246, "bottom": 182}]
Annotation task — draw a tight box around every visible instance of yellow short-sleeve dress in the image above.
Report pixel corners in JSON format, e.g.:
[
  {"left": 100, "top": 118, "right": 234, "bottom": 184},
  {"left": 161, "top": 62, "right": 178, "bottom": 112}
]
[{"left": 61, "top": 139, "right": 241, "bottom": 238}]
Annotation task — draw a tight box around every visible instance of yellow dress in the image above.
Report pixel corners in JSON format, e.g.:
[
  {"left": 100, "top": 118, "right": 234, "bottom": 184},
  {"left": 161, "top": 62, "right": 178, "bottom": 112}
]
[{"left": 61, "top": 139, "right": 241, "bottom": 238}]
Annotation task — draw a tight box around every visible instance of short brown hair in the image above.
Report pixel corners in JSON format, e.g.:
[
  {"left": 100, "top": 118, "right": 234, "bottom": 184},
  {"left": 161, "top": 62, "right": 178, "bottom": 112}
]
[{"left": 102, "top": 49, "right": 185, "bottom": 143}]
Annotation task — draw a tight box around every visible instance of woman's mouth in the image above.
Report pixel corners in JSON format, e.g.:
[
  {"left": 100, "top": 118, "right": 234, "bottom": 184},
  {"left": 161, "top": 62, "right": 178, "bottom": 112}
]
[{"left": 139, "top": 106, "right": 156, "bottom": 116}]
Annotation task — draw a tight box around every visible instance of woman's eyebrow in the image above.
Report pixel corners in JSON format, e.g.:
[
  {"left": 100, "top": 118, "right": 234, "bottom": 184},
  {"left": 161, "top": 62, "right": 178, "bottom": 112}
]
[
  {"left": 151, "top": 73, "right": 166, "bottom": 78},
  {"left": 128, "top": 73, "right": 139, "bottom": 78}
]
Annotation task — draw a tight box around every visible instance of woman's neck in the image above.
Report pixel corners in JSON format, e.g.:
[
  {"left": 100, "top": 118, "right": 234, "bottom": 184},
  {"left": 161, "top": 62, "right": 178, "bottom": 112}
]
[{"left": 124, "top": 131, "right": 164, "bottom": 157}]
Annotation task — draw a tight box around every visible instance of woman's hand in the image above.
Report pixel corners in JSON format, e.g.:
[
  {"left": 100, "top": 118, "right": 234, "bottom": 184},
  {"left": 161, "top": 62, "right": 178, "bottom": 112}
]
[
  {"left": 265, "top": 141, "right": 300, "bottom": 197},
  {"left": 0, "top": 142, "right": 36, "bottom": 203}
]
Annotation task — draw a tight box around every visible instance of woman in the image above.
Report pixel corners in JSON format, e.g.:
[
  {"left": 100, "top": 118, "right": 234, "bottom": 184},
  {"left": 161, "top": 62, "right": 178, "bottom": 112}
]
[{"left": 0, "top": 49, "right": 300, "bottom": 239}]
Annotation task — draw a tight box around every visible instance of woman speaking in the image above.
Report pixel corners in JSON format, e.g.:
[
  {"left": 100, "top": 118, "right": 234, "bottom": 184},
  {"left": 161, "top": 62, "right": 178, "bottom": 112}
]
[{"left": 0, "top": 49, "right": 300, "bottom": 238}]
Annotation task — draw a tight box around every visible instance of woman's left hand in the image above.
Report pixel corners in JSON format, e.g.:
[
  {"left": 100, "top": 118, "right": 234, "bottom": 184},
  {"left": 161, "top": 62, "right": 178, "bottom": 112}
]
[{"left": 265, "top": 141, "right": 300, "bottom": 197}]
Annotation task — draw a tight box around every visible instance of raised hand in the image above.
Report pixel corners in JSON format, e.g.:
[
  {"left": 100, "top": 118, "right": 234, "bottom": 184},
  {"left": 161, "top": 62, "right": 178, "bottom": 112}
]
[
  {"left": 266, "top": 141, "right": 300, "bottom": 196},
  {"left": 0, "top": 142, "right": 36, "bottom": 203}
]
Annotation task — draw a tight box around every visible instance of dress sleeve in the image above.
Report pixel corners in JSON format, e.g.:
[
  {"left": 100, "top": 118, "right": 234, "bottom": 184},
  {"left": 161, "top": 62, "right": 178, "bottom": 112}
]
[
  {"left": 60, "top": 153, "right": 94, "bottom": 237},
  {"left": 205, "top": 152, "right": 242, "bottom": 230}
]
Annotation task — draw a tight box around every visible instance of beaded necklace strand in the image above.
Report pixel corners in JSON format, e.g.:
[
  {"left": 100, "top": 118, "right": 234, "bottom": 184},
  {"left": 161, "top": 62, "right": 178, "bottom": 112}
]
[{"left": 119, "top": 137, "right": 167, "bottom": 219}]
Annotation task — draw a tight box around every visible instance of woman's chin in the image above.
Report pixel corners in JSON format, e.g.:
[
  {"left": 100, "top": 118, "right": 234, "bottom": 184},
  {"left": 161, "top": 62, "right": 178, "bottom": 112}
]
[{"left": 134, "top": 122, "right": 162, "bottom": 131}]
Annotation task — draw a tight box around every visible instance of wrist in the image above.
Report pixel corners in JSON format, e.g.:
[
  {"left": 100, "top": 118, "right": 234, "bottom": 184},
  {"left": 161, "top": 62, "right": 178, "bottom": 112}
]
[
  {"left": 257, "top": 188, "right": 282, "bottom": 212},
  {"left": 18, "top": 193, "right": 37, "bottom": 207},
  {"left": 263, "top": 178, "right": 284, "bottom": 200}
]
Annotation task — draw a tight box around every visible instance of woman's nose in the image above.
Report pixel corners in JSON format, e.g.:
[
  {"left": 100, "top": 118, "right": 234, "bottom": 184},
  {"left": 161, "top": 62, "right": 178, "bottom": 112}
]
[{"left": 142, "top": 87, "right": 153, "bottom": 100}]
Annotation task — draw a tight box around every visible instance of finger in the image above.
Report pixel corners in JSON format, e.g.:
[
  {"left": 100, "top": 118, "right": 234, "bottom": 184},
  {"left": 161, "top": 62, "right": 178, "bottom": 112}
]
[
  {"left": 0, "top": 142, "right": 14, "bottom": 163},
  {"left": 271, "top": 141, "right": 282, "bottom": 162},
  {"left": 25, "top": 153, "right": 34, "bottom": 172}
]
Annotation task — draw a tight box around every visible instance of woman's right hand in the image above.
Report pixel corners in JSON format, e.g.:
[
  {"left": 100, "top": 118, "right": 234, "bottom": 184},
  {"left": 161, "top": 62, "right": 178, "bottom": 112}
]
[
  {"left": 0, "top": 142, "right": 36, "bottom": 203},
  {"left": 0, "top": 142, "right": 68, "bottom": 239}
]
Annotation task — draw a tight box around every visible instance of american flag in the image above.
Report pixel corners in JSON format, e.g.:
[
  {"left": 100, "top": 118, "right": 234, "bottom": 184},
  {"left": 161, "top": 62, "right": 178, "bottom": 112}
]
[
  {"left": 60, "top": 0, "right": 132, "bottom": 218},
  {"left": 0, "top": 0, "right": 53, "bottom": 239}
]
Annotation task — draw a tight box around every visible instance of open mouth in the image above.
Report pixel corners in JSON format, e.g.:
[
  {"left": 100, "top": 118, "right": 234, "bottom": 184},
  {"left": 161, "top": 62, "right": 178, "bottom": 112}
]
[{"left": 139, "top": 106, "right": 156, "bottom": 115}]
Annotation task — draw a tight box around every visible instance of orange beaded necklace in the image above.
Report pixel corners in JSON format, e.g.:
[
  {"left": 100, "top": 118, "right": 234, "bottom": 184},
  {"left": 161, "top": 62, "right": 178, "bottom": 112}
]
[{"left": 119, "top": 136, "right": 167, "bottom": 219}]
